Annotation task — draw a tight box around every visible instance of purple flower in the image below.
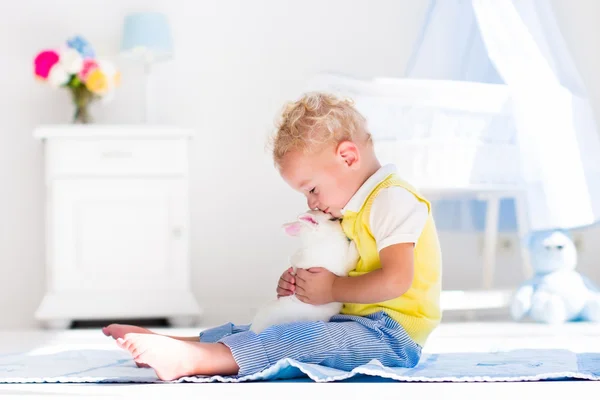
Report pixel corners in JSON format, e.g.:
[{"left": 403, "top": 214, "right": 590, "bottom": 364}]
[{"left": 67, "top": 35, "right": 95, "bottom": 59}]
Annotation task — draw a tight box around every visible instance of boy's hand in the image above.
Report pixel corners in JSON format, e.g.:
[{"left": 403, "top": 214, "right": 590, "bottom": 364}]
[
  {"left": 295, "top": 267, "right": 337, "bottom": 305},
  {"left": 277, "top": 267, "right": 296, "bottom": 298}
]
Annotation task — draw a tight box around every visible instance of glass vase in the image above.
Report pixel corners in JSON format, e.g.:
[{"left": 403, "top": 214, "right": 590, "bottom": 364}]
[{"left": 70, "top": 85, "right": 95, "bottom": 124}]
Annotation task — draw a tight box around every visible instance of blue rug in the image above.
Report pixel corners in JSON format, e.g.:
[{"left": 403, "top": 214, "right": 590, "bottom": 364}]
[{"left": 0, "top": 348, "right": 598, "bottom": 383}]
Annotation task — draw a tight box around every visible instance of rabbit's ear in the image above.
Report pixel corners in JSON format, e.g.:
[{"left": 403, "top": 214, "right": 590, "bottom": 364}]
[
  {"left": 298, "top": 213, "right": 319, "bottom": 226},
  {"left": 283, "top": 222, "right": 302, "bottom": 236}
]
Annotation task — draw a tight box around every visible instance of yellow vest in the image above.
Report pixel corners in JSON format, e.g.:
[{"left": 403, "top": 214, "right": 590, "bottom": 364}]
[{"left": 340, "top": 173, "right": 442, "bottom": 346}]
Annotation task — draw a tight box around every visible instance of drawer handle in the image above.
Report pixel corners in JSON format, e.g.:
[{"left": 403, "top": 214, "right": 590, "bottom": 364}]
[{"left": 101, "top": 150, "right": 133, "bottom": 159}]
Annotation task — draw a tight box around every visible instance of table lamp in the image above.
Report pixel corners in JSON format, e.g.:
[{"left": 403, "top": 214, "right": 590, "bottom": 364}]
[{"left": 120, "top": 12, "right": 173, "bottom": 123}]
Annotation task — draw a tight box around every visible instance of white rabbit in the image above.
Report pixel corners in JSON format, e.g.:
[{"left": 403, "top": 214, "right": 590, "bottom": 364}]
[{"left": 250, "top": 210, "right": 359, "bottom": 334}]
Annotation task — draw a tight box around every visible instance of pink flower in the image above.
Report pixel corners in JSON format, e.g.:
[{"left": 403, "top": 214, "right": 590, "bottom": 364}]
[
  {"left": 78, "top": 59, "right": 98, "bottom": 82},
  {"left": 34, "top": 50, "right": 60, "bottom": 79}
]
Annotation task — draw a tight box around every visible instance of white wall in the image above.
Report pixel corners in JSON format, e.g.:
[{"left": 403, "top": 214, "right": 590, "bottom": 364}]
[{"left": 0, "top": 0, "right": 598, "bottom": 329}]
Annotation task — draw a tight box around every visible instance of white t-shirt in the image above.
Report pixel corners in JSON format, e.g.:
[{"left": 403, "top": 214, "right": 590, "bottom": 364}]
[{"left": 341, "top": 164, "right": 429, "bottom": 252}]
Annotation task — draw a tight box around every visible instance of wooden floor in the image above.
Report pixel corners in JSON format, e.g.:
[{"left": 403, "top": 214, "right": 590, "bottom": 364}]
[{"left": 0, "top": 321, "right": 598, "bottom": 399}]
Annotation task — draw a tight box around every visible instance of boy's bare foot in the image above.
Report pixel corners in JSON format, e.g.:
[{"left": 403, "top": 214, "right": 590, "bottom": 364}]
[
  {"left": 103, "top": 324, "right": 153, "bottom": 368},
  {"left": 116, "top": 333, "right": 239, "bottom": 380},
  {"left": 102, "top": 324, "right": 153, "bottom": 340}
]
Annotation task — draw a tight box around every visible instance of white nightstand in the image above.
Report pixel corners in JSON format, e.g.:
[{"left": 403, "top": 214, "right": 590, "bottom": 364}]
[{"left": 34, "top": 125, "right": 202, "bottom": 329}]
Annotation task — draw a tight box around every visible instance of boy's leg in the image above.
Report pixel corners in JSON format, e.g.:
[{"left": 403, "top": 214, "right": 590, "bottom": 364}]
[
  {"left": 117, "top": 312, "right": 419, "bottom": 380},
  {"left": 218, "top": 312, "right": 421, "bottom": 377}
]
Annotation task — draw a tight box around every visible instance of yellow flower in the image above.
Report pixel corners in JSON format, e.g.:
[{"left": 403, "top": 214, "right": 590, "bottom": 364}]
[{"left": 85, "top": 69, "right": 108, "bottom": 94}]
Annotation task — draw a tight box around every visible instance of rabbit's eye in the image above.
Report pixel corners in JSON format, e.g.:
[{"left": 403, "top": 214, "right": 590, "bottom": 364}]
[{"left": 329, "top": 217, "right": 339, "bottom": 222}]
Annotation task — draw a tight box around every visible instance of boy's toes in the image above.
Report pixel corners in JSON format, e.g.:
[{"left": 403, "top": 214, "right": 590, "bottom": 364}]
[
  {"left": 103, "top": 324, "right": 123, "bottom": 339},
  {"left": 116, "top": 334, "right": 153, "bottom": 366},
  {"left": 117, "top": 337, "right": 134, "bottom": 351},
  {"left": 122, "top": 334, "right": 146, "bottom": 356},
  {"left": 117, "top": 337, "right": 135, "bottom": 355}
]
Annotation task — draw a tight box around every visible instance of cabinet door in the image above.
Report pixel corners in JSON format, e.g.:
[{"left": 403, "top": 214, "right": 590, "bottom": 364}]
[{"left": 49, "top": 178, "right": 189, "bottom": 293}]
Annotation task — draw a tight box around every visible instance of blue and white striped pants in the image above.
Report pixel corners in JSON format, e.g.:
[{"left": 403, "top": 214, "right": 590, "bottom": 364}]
[{"left": 199, "top": 311, "right": 422, "bottom": 377}]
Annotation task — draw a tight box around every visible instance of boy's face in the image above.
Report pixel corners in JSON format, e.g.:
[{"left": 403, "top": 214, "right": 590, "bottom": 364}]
[{"left": 279, "top": 143, "right": 360, "bottom": 219}]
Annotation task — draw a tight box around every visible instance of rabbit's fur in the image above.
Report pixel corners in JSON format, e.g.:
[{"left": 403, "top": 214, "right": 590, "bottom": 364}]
[{"left": 250, "top": 210, "right": 359, "bottom": 333}]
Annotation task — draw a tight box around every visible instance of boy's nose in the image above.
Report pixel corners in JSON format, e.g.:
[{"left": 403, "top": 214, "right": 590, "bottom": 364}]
[{"left": 307, "top": 198, "right": 318, "bottom": 210}]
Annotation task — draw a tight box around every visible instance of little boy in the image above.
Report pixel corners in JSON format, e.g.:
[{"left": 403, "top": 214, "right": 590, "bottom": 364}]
[{"left": 104, "top": 93, "right": 442, "bottom": 380}]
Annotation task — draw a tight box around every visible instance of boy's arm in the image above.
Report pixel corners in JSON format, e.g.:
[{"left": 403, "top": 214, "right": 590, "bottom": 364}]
[
  {"left": 332, "top": 243, "right": 414, "bottom": 304},
  {"left": 333, "top": 187, "right": 427, "bottom": 304},
  {"left": 295, "top": 187, "right": 428, "bottom": 306}
]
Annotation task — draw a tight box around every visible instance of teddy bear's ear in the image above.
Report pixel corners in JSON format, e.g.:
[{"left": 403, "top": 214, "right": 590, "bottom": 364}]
[
  {"left": 298, "top": 213, "right": 319, "bottom": 226},
  {"left": 282, "top": 221, "right": 302, "bottom": 236},
  {"left": 282, "top": 213, "right": 320, "bottom": 236}
]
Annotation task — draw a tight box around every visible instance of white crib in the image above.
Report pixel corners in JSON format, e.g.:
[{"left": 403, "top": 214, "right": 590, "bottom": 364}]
[{"left": 307, "top": 74, "right": 532, "bottom": 310}]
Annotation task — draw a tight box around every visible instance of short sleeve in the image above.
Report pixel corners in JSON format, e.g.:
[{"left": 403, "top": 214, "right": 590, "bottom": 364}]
[{"left": 369, "top": 187, "right": 429, "bottom": 252}]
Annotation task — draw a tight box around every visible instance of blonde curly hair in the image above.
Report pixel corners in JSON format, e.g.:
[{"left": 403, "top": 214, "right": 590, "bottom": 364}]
[{"left": 271, "top": 92, "right": 371, "bottom": 164}]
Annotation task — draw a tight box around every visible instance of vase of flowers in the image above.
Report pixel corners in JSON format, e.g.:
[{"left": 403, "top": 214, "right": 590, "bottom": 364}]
[{"left": 34, "top": 36, "right": 120, "bottom": 124}]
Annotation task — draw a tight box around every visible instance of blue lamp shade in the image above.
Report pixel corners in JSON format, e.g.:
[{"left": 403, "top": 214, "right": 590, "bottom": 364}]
[{"left": 120, "top": 12, "right": 173, "bottom": 62}]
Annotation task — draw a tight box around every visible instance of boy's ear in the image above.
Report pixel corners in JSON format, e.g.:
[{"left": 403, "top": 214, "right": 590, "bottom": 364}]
[
  {"left": 336, "top": 141, "right": 359, "bottom": 168},
  {"left": 298, "top": 213, "right": 319, "bottom": 226}
]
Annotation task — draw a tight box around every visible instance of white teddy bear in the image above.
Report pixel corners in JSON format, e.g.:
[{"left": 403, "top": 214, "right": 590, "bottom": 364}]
[
  {"left": 250, "top": 210, "right": 359, "bottom": 333},
  {"left": 511, "top": 230, "right": 600, "bottom": 324}
]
